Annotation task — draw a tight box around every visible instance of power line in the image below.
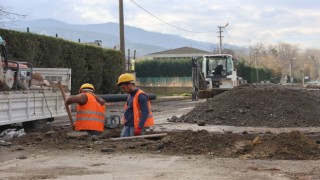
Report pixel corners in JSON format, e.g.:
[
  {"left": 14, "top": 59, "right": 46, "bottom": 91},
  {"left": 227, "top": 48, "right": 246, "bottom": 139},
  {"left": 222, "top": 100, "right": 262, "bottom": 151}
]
[
  {"left": 129, "top": 0, "right": 216, "bottom": 34},
  {"left": 224, "top": 28, "right": 235, "bottom": 45}
]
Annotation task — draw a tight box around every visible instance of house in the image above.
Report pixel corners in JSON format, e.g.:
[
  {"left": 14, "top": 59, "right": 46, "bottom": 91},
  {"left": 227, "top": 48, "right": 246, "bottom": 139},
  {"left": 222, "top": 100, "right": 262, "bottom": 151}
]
[
  {"left": 144, "top": 46, "right": 214, "bottom": 60},
  {"left": 83, "top": 40, "right": 103, "bottom": 47}
]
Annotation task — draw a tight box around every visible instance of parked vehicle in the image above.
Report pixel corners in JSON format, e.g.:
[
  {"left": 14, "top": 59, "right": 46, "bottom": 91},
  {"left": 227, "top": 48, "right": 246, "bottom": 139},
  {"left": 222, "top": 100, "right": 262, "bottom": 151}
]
[{"left": 0, "top": 35, "right": 71, "bottom": 131}]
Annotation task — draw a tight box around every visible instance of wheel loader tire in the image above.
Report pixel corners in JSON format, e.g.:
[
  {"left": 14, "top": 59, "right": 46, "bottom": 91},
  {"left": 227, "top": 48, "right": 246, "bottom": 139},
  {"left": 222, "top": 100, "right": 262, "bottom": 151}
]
[{"left": 23, "top": 118, "right": 51, "bottom": 133}]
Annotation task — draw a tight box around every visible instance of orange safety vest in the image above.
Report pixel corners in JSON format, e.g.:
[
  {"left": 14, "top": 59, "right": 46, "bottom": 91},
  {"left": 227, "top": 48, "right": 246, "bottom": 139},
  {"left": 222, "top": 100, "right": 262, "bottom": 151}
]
[
  {"left": 75, "top": 93, "right": 105, "bottom": 132},
  {"left": 124, "top": 89, "right": 154, "bottom": 128}
]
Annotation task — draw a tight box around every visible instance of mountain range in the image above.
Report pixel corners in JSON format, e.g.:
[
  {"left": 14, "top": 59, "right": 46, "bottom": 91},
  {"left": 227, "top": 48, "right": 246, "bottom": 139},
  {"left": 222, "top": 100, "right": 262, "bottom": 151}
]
[{"left": 3, "top": 18, "right": 220, "bottom": 57}]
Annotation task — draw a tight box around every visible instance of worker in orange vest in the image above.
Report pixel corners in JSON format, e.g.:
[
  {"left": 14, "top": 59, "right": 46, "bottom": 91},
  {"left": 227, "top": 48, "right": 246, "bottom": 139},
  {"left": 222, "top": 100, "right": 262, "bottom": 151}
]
[
  {"left": 65, "top": 83, "right": 106, "bottom": 135},
  {"left": 117, "top": 73, "right": 154, "bottom": 137}
]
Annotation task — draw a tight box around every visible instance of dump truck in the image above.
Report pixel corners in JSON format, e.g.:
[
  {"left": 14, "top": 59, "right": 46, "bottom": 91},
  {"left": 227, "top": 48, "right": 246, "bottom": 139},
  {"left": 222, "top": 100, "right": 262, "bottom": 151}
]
[
  {"left": 0, "top": 35, "right": 71, "bottom": 131},
  {"left": 192, "top": 54, "right": 239, "bottom": 100}
]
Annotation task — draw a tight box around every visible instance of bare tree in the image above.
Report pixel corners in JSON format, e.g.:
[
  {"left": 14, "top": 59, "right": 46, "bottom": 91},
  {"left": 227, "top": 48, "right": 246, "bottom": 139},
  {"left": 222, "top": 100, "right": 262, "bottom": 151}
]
[
  {"left": 304, "top": 49, "right": 320, "bottom": 80},
  {"left": 248, "top": 43, "right": 264, "bottom": 66},
  {"left": 0, "top": 5, "right": 26, "bottom": 25}
]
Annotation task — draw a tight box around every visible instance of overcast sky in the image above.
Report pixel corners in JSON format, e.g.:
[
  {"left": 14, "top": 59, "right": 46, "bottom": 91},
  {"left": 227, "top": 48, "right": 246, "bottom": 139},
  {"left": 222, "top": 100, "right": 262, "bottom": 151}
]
[{"left": 2, "top": 0, "right": 320, "bottom": 49}]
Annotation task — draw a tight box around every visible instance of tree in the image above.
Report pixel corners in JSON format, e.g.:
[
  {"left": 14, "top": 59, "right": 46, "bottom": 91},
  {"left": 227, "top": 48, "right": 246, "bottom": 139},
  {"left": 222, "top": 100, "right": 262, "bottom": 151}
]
[{"left": 304, "top": 49, "right": 320, "bottom": 80}]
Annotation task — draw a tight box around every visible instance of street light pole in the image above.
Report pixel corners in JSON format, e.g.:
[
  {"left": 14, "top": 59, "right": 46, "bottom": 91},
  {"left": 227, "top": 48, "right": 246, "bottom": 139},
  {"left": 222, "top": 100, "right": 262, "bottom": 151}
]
[
  {"left": 302, "top": 63, "right": 305, "bottom": 86},
  {"left": 218, "top": 23, "right": 229, "bottom": 54},
  {"left": 254, "top": 49, "right": 259, "bottom": 83},
  {"left": 290, "top": 57, "right": 296, "bottom": 83}
]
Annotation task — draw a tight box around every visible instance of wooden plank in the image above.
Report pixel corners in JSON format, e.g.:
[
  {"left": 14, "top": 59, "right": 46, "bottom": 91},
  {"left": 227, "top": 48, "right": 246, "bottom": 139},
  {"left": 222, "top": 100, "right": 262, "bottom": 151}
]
[{"left": 110, "top": 133, "right": 167, "bottom": 141}]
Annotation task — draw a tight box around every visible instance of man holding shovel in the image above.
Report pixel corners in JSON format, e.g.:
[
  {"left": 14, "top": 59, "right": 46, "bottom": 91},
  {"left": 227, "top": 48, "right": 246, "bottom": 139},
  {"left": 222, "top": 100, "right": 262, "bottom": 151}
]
[{"left": 64, "top": 83, "right": 106, "bottom": 135}]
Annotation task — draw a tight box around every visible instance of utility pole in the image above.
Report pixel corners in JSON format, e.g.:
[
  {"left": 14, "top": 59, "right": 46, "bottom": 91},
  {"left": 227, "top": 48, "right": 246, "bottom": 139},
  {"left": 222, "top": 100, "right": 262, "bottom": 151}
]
[
  {"left": 119, "top": 0, "right": 125, "bottom": 60},
  {"left": 127, "top": 49, "right": 130, "bottom": 71},
  {"left": 217, "top": 23, "right": 229, "bottom": 54}
]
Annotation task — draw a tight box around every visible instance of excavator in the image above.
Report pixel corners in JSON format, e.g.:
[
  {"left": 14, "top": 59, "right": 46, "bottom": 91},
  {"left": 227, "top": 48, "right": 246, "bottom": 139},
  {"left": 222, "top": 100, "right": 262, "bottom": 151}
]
[{"left": 192, "top": 54, "right": 239, "bottom": 100}]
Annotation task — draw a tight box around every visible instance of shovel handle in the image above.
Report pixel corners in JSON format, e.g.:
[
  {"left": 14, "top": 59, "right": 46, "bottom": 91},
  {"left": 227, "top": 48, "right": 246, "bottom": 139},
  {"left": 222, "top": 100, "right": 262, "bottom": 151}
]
[{"left": 58, "top": 81, "right": 74, "bottom": 129}]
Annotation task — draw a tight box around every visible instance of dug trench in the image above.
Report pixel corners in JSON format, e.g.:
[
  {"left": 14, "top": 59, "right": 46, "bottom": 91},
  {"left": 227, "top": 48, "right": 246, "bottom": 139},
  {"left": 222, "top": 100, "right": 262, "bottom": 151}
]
[
  {"left": 4, "top": 126, "right": 320, "bottom": 160},
  {"left": 2, "top": 84, "right": 320, "bottom": 161}
]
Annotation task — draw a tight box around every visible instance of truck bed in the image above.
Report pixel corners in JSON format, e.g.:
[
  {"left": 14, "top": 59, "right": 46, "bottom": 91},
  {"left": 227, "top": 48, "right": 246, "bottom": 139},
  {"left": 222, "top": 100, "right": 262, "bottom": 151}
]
[{"left": 0, "top": 90, "right": 69, "bottom": 126}]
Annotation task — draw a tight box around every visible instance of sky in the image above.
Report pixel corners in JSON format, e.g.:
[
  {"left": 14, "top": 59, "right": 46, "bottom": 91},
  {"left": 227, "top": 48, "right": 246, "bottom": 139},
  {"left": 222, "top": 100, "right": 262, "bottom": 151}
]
[{"left": 1, "top": 0, "right": 320, "bottom": 49}]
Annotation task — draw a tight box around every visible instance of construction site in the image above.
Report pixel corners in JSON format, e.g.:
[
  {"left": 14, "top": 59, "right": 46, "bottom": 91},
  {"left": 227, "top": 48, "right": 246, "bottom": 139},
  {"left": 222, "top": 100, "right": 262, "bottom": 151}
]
[
  {"left": 1, "top": 11, "right": 320, "bottom": 178},
  {"left": 1, "top": 0, "right": 320, "bottom": 178},
  {"left": 0, "top": 83, "right": 319, "bottom": 179}
]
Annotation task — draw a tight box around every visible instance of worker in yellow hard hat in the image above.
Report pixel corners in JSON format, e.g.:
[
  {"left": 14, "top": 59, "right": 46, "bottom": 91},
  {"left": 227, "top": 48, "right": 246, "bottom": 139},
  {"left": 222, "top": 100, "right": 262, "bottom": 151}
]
[
  {"left": 117, "top": 73, "right": 154, "bottom": 137},
  {"left": 65, "top": 83, "right": 106, "bottom": 135}
]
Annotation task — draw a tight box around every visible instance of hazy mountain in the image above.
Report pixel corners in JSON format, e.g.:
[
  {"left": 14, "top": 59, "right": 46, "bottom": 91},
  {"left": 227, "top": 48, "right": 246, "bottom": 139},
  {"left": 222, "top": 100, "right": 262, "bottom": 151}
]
[{"left": 4, "top": 18, "right": 217, "bottom": 57}]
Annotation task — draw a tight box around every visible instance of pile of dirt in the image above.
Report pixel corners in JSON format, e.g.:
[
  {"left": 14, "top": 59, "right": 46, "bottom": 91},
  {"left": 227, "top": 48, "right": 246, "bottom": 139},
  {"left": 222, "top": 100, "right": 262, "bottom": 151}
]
[
  {"left": 6, "top": 128, "right": 320, "bottom": 160},
  {"left": 144, "top": 130, "right": 320, "bottom": 160},
  {"left": 242, "top": 131, "right": 320, "bottom": 160},
  {"left": 174, "top": 84, "right": 320, "bottom": 127}
]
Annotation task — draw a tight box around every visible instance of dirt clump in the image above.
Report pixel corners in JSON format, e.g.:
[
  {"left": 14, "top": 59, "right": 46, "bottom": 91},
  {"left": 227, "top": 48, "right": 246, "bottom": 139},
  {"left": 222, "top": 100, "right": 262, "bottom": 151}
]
[
  {"left": 239, "top": 131, "right": 320, "bottom": 160},
  {"left": 144, "top": 130, "right": 320, "bottom": 160},
  {"left": 176, "top": 84, "right": 320, "bottom": 127},
  {"left": 8, "top": 128, "right": 320, "bottom": 160}
]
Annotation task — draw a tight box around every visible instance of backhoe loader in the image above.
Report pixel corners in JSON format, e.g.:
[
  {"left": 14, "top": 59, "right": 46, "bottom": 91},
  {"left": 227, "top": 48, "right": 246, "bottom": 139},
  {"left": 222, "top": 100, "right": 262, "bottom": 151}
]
[{"left": 192, "top": 54, "right": 239, "bottom": 100}]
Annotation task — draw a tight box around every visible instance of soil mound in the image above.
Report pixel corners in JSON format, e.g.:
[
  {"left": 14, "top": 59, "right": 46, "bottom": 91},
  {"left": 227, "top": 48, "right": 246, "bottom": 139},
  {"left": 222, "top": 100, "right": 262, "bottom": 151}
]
[
  {"left": 243, "top": 131, "right": 320, "bottom": 160},
  {"left": 150, "top": 130, "right": 320, "bottom": 160},
  {"left": 176, "top": 84, "right": 320, "bottom": 127}
]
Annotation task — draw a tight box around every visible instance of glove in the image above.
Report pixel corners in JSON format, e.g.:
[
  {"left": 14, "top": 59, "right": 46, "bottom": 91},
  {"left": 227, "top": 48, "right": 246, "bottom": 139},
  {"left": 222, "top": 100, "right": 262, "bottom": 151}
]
[{"left": 134, "top": 127, "right": 143, "bottom": 136}]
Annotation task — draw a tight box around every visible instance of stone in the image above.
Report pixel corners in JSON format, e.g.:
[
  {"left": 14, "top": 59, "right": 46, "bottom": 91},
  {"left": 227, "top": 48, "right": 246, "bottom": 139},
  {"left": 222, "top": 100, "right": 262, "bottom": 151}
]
[{"left": 197, "top": 120, "right": 206, "bottom": 126}]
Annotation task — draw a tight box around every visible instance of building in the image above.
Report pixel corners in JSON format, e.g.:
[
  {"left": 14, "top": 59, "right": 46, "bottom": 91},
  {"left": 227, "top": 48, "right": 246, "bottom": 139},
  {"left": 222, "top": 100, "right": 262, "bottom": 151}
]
[
  {"left": 83, "top": 40, "right": 103, "bottom": 47},
  {"left": 144, "top": 46, "right": 214, "bottom": 60}
]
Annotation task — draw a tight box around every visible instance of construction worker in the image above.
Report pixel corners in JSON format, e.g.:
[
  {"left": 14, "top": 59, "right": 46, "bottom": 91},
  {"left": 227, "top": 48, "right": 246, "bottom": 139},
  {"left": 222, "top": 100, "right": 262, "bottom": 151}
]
[
  {"left": 214, "top": 61, "right": 224, "bottom": 75},
  {"left": 65, "top": 83, "right": 106, "bottom": 135},
  {"left": 117, "top": 73, "right": 154, "bottom": 137}
]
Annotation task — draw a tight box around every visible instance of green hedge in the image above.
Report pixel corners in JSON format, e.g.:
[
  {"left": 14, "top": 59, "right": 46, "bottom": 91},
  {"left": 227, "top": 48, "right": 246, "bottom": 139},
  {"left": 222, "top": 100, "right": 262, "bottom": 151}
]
[
  {"left": 0, "top": 29, "right": 124, "bottom": 94},
  {"left": 136, "top": 58, "right": 277, "bottom": 83},
  {"left": 236, "top": 61, "right": 276, "bottom": 83},
  {"left": 136, "top": 58, "right": 192, "bottom": 77}
]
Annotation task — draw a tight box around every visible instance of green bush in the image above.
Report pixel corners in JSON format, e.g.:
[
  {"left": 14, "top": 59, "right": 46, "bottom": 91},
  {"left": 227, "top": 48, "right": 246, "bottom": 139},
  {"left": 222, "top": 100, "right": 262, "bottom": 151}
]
[
  {"left": 136, "top": 57, "right": 277, "bottom": 84},
  {"left": 136, "top": 58, "right": 192, "bottom": 77},
  {"left": 236, "top": 61, "right": 275, "bottom": 83}
]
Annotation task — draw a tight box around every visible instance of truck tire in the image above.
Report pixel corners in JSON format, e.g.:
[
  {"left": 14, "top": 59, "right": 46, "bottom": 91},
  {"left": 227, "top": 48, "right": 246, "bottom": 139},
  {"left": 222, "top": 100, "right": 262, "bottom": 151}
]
[{"left": 23, "top": 118, "right": 50, "bottom": 133}]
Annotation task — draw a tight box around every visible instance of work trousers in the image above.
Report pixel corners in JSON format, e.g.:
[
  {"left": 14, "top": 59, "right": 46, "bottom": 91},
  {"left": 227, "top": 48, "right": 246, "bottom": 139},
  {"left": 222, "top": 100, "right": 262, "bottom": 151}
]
[{"left": 120, "top": 126, "right": 145, "bottom": 137}]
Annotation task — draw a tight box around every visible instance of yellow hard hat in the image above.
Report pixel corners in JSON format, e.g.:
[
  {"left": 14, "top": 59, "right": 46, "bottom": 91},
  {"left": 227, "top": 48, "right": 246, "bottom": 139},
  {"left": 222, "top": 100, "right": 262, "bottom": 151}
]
[
  {"left": 117, "top": 73, "right": 134, "bottom": 85},
  {"left": 80, "top": 83, "right": 95, "bottom": 92}
]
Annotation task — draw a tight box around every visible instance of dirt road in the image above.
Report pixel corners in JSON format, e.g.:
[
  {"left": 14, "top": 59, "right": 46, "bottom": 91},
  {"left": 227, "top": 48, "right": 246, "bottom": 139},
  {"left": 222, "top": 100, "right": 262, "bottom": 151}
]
[
  {"left": 1, "top": 149, "right": 320, "bottom": 180},
  {"left": 1, "top": 96, "right": 320, "bottom": 179}
]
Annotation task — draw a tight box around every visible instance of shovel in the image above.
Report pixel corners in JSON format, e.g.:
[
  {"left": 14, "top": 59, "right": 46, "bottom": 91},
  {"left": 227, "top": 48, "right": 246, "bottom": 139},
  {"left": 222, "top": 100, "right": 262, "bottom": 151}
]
[{"left": 58, "top": 81, "right": 74, "bottom": 130}]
